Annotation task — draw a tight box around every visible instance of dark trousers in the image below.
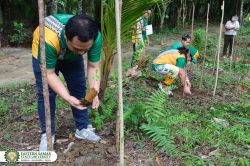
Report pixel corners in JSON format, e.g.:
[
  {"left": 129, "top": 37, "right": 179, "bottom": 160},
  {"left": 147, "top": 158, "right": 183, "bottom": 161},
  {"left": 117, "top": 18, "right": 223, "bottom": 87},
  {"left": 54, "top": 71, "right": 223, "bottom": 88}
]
[
  {"left": 32, "top": 57, "right": 89, "bottom": 135},
  {"left": 132, "top": 43, "right": 136, "bottom": 53},
  {"left": 223, "top": 35, "right": 234, "bottom": 56}
]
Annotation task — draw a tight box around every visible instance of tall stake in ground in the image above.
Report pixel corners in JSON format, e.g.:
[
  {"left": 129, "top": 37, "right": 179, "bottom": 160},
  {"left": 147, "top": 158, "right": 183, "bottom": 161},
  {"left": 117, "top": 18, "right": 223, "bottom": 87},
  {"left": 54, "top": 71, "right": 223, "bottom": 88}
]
[
  {"left": 191, "top": 2, "right": 195, "bottom": 38},
  {"left": 213, "top": 1, "right": 224, "bottom": 97},
  {"left": 199, "top": 3, "right": 210, "bottom": 88},
  {"left": 115, "top": 0, "right": 124, "bottom": 165},
  {"left": 38, "top": 0, "right": 53, "bottom": 150},
  {"left": 183, "top": 1, "right": 195, "bottom": 97}
]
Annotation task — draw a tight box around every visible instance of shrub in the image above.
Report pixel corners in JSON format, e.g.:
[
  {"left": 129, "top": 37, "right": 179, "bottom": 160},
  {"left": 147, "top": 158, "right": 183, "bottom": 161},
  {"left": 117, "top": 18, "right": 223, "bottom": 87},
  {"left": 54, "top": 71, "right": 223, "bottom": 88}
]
[{"left": 8, "top": 21, "right": 27, "bottom": 45}]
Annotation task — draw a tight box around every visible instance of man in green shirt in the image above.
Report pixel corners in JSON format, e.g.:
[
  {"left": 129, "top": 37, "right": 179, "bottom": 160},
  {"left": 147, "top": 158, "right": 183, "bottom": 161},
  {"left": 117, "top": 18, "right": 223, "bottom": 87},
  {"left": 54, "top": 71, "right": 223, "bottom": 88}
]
[
  {"left": 171, "top": 34, "right": 199, "bottom": 63},
  {"left": 32, "top": 14, "right": 102, "bottom": 151}
]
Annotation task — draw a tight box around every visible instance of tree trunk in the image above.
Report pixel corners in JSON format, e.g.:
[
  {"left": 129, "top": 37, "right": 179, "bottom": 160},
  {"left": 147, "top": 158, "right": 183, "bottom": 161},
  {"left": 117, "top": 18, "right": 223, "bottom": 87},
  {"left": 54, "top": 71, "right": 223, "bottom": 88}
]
[
  {"left": 99, "top": 50, "right": 115, "bottom": 100},
  {"left": 240, "top": 0, "right": 244, "bottom": 24},
  {"left": 2, "top": 0, "right": 11, "bottom": 28},
  {"left": 38, "top": 0, "right": 53, "bottom": 151},
  {"left": 159, "top": 2, "right": 169, "bottom": 31},
  {"left": 77, "top": 0, "right": 83, "bottom": 14},
  {"left": 182, "top": 0, "right": 186, "bottom": 28},
  {"left": 94, "top": 0, "right": 101, "bottom": 28},
  {"left": 51, "top": 0, "right": 57, "bottom": 14},
  {"left": 82, "top": 0, "right": 88, "bottom": 14}
]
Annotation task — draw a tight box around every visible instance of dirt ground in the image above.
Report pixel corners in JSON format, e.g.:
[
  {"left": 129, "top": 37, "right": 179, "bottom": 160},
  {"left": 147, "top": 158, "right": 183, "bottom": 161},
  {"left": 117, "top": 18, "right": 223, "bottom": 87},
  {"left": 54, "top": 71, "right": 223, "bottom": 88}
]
[{"left": 0, "top": 48, "right": 34, "bottom": 86}]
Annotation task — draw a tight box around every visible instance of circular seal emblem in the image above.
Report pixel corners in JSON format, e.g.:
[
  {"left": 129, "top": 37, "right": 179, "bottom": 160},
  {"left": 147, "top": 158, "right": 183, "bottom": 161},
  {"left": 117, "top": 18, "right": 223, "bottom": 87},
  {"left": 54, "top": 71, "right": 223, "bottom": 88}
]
[{"left": 4, "top": 148, "right": 19, "bottom": 164}]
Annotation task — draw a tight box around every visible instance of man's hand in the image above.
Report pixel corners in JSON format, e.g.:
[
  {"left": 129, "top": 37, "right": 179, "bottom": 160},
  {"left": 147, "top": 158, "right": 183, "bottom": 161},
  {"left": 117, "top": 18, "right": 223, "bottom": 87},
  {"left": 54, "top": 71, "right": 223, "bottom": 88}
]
[
  {"left": 67, "top": 96, "right": 87, "bottom": 110},
  {"left": 92, "top": 96, "right": 100, "bottom": 110}
]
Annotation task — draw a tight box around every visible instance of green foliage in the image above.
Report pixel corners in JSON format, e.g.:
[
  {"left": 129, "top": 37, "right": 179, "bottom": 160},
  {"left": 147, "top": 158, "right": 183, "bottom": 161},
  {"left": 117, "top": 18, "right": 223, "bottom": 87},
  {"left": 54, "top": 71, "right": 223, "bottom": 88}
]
[
  {"left": 131, "top": 41, "right": 145, "bottom": 66},
  {"left": 8, "top": 21, "right": 27, "bottom": 45},
  {"left": 144, "top": 89, "right": 167, "bottom": 123},
  {"left": 89, "top": 90, "right": 116, "bottom": 130},
  {"left": 193, "top": 28, "right": 206, "bottom": 52},
  {"left": 139, "top": 90, "right": 177, "bottom": 155},
  {"left": 141, "top": 124, "right": 176, "bottom": 155},
  {"left": 101, "top": 0, "right": 160, "bottom": 95},
  {"left": 0, "top": 97, "right": 10, "bottom": 113},
  {"left": 124, "top": 103, "right": 145, "bottom": 130}
]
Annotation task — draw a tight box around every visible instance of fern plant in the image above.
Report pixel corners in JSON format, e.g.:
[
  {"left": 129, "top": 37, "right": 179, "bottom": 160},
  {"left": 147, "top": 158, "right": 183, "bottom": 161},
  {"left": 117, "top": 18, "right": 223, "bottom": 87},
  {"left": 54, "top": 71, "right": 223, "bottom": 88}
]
[
  {"left": 139, "top": 90, "right": 178, "bottom": 156},
  {"left": 144, "top": 89, "right": 167, "bottom": 123},
  {"left": 141, "top": 124, "right": 177, "bottom": 155}
]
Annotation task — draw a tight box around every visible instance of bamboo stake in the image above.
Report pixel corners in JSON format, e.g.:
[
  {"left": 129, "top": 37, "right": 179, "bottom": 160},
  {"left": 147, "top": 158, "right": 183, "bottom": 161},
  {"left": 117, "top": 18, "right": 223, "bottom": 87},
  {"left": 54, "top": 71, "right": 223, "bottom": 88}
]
[
  {"left": 199, "top": 3, "right": 210, "bottom": 88},
  {"left": 183, "top": 2, "right": 195, "bottom": 97},
  {"left": 38, "top": 0, "right": 53, "bottom": 150},
  {"left": 115, "top": 0, "right": 124, "bottom": 165},
  {"left": 213, "top": 1, "right": 224, "bottom": 97},
  {"left": 191, "top": 2, "right": 195, "bottom": 38},
  {"left": 229, "top": 35, "right": 235, "bottom": 71}
]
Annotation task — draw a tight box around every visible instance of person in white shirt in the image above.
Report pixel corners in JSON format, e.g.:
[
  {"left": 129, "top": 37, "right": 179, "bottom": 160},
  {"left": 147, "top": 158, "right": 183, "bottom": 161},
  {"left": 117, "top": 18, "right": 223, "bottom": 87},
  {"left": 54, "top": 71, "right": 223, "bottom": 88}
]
[{"left": 223, "top": 15, "right": 240, "bottom": 56}]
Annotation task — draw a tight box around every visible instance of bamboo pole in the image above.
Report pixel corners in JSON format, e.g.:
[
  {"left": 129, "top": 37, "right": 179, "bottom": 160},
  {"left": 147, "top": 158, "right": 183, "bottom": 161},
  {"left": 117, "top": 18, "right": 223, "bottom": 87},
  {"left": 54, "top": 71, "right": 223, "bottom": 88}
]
[
  {"left": 191, "top": 2, "right": 195, "bottom": 38},
  {"left": 38, "top": 0, "right": 53, "bottom": 150},
  {"left": 199, "top": 3, "right": 210, "bottom": 88},
  {"left": 183, "top": 1, "right": 195, "bottom": 97},
  {"left": 115, "top": 0, "right": 124, "bottom": 165},
  {"left": 213, "top": 1, "right": 224, "bottom": 97}
]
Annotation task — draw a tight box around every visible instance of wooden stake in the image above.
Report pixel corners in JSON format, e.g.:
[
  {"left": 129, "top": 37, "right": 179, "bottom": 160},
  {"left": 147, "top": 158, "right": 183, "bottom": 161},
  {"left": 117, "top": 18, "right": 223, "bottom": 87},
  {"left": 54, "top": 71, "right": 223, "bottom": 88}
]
[
  {"left": 191, "top": 2, "right": 195, "bottom": 38},
  {"left": 199, "top": 3, "right": 210, "bottom": 88},
  {"left": 115, "top": 0, "right": 124, "bottom": 165},
  {"left": 183, "top": 1, "right": 195, "bottom": 97},
  {"left": 38, "top": 0, "right": 53, "bottom": 151},
  {"left": 213, "top": 1, "right": 224, "bottom": 97}
]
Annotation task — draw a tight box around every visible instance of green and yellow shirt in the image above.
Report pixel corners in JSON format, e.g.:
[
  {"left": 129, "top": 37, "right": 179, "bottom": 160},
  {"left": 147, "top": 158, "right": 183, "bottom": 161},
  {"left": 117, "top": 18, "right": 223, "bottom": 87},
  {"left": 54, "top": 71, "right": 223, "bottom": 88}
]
[
  {"left": 32, "top": 14, "right": 102, "bottom": 69},
  {"left": 153, "top": 49, "right": 186, "bottom": 69},
  {"left": 170, "top": 42, "right": 199, "bottom": 63}
]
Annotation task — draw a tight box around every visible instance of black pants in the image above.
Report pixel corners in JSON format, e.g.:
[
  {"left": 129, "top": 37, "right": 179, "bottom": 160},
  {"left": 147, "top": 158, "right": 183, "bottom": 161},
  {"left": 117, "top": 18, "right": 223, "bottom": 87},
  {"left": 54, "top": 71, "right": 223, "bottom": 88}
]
[
  {"left": 223, "top": 35, "right": 234, "bottom": 56},
  {"left": 132, "top": 43, "right": 136, "bottom": 53}
]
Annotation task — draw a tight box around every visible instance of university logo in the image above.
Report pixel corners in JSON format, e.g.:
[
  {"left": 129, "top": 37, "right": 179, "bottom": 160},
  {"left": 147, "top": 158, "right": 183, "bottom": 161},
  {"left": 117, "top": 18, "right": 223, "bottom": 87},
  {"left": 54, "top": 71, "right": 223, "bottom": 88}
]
[{"left": 4, "top": 148, "right": 19, "bottom": 164}]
